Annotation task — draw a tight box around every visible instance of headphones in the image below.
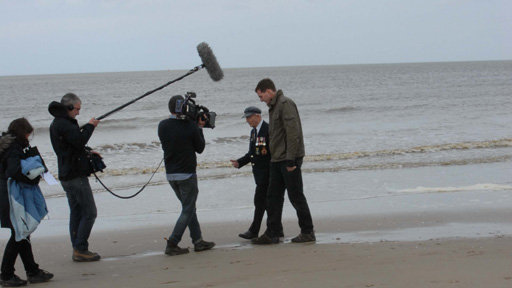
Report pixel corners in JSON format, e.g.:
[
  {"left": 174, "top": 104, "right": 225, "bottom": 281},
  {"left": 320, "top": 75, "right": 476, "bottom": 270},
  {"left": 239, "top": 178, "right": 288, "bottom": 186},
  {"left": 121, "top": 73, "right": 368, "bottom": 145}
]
[{"left": 64, "top": 103, "right": 74, "bottom": 111}]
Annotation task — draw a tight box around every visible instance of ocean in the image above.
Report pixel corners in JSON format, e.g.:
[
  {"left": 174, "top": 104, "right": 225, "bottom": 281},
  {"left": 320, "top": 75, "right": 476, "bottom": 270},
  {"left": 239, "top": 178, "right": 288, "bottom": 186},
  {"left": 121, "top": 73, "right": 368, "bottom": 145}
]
[{"left": 1, "top": 61, "right": 512, "bottom": 241}]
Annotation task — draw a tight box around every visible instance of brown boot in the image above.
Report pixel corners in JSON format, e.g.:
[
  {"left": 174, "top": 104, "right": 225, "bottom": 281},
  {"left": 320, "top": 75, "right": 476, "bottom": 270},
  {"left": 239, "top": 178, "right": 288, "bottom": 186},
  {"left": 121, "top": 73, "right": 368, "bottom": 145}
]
[{"left": 72, "top": 249, "right": 101, "bottom": 262}]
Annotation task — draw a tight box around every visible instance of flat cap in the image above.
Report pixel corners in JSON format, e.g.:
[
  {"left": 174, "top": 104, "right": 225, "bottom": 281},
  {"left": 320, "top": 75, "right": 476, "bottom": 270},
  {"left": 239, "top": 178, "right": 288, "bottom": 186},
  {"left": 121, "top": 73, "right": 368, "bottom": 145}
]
[{"left": 242, "top": 106, "right": 261, "bottom": 118}]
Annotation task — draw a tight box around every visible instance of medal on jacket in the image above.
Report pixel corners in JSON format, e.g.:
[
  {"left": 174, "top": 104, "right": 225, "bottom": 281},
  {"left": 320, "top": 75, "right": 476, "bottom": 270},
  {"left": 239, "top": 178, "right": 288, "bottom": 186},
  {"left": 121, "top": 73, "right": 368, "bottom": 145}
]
[
  {"left": 260, "top": 137, "right": 267, "bottom": 155},
  {"left": 255, "top": 137, "right": 262, "bottom": 155}
]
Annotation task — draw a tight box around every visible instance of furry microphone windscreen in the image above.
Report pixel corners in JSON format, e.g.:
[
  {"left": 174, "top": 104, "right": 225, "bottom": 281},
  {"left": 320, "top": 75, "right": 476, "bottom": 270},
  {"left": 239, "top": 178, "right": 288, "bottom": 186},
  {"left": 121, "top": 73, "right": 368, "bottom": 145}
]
[{"left": 197, "top": 42, "right": 224, "bottom": 82}]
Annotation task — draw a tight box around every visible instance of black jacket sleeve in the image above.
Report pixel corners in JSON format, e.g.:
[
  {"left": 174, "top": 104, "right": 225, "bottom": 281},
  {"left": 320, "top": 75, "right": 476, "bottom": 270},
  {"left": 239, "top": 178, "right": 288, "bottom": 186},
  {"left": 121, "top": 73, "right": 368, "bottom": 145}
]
[
  {"left": 237, "top": 136, "right": 252, "bottom": 168},
  {"left": 61, "top": 121, "right": 95, "bottom": 151},
  {"left": 193, "top": 125, "right": 206, "bottom": 154}
]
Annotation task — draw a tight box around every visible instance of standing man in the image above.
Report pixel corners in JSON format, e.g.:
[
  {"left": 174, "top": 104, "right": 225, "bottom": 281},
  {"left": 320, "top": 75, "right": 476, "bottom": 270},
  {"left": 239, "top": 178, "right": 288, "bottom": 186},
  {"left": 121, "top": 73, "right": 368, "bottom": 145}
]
[
  {"left": 159, "top": 95, "right": 215, "bottom": 256},
  {"left": 230, "top": 106, "right": 283, "bottom": 240},
  {"left": 252, "top": 78, "right": 315, "bottom": 244},
  {"left": 49, "top": 93, "right": 101, "bottom": 261}
]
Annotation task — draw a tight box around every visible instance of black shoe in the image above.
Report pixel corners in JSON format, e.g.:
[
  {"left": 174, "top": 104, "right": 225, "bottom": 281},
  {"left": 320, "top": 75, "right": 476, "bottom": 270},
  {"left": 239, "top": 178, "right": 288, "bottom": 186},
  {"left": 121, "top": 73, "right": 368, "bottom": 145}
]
[
  {"left": 72, "top": 249, "right": 101, "bottom": 262},
  {"left": 0, "top": 274, "right": 27, "bottom": 287},
  {"left": 194, "top": 240, "right": 215, "bottom": 252},
  {"left": 27, "top": 269, "right": 54, "bottom": 283},
  {"left": 238, "top": 230, "right": 258, "bottom": 240},
  {"left": 165, "top": 240, "right": 189, "bottom": 256},
  {"left": 291, "top": 231, "right": 316, "bottom": 243},
  {"left": 251, "top": 234, "right": 279, "bottom": 245}
]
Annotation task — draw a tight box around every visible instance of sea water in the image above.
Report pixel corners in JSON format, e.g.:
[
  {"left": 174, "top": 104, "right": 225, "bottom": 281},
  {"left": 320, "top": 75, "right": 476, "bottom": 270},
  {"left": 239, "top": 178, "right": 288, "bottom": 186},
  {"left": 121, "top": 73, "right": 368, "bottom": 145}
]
[{"left": 1, "top": 61, "right": 511, "bottom": 241}]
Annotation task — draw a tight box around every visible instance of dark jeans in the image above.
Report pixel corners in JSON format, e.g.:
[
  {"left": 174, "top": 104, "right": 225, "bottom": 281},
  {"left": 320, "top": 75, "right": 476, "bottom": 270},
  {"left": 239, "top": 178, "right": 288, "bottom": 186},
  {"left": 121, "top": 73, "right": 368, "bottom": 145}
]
[
  {"left": 1, "top": 227, "right": 39, "bottom": 280},
  {"left": 61, "top": 177, "right": 97, "bottom": 251},
  {"left": 168, "top": 175, "right": 202, "bottom": 245},
  {"left": 265, "top": 158, "right": 314, "bottom": 237}
]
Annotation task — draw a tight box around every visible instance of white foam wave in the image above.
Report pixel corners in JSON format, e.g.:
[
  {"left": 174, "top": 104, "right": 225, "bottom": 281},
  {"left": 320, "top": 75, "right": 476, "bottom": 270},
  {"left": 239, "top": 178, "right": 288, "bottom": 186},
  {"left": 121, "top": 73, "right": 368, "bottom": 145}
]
[{"left": 397, "top": 183, "right": 512, "bottom": 193}]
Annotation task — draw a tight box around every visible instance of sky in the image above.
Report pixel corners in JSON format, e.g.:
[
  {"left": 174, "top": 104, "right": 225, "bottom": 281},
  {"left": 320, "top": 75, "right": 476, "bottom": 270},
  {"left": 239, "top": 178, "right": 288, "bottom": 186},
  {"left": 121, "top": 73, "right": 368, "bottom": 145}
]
[{"left": 0, "top": 0, "right": 510, "bottom": 76}]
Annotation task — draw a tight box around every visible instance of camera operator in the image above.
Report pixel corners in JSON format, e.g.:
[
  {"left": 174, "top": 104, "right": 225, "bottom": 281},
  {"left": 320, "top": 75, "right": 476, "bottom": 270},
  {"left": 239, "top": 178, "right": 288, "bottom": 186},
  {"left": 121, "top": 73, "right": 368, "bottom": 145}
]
[
  {"left": 158, "top": 95, "right": 215, "bottom": 256},
  {"left": 48, "top": 93, "right": 101, "bottom": 262}
]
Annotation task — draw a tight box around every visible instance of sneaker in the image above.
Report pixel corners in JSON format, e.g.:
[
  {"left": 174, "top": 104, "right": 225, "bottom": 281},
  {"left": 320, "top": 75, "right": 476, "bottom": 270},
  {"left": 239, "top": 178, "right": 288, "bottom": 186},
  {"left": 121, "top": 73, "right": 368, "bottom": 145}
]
[
  {"left": 251, "top": 234, "right": 279, "bottom": 245},
  {"left": 72, "top": 249, "right": 101, "bottom": 262},
  {"left": 194, "top": 240, "right": 215, "bottom": 252},
  {"left": 0, "top": 274, "right": 27, "bottom": 287},
  {"left": 291, "top": 232, "right": 316, "bottom": 243},
  {"left": 165, "top": 240, "right": 189, "bottom": 256},
  {"left": 238, "top": 230, "right": 258, "bottom": 240},
  {"left": 27, "top": 269, "right": 54, "bottom": 283}
]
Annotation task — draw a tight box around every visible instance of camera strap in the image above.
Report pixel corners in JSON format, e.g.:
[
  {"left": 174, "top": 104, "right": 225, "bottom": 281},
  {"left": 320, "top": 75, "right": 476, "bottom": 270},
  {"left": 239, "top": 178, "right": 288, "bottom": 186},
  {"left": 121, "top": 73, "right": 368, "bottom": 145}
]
[{"left": 92, "top": 158, "right": 164, "bottom": 199}]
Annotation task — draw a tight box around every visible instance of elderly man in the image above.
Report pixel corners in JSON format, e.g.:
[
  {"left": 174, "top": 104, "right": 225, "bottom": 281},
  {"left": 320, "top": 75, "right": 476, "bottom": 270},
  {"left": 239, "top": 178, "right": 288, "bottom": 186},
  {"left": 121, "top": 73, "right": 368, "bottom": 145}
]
[{"left": 231, "top": 107, "right": 283, "bottom": 240}]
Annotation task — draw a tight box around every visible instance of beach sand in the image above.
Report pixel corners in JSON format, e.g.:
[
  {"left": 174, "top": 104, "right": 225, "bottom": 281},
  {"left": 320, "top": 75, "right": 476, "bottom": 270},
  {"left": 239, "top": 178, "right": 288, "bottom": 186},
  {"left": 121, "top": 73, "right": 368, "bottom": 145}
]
[{"left": 4, "top": 212, "right": 512, "bottom": 288}]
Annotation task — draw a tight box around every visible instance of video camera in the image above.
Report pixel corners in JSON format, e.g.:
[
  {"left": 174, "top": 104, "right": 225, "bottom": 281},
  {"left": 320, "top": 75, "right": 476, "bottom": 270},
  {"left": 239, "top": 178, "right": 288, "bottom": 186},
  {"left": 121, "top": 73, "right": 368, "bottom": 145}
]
[{"left": 175, "top": 92, "right": 216, "bottom": 129}]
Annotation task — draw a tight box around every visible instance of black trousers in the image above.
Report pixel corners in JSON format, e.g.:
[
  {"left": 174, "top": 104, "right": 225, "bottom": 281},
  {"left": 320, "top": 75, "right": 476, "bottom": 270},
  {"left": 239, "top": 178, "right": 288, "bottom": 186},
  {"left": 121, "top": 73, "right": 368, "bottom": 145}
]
[
  {"left": 248, "top": 167, "right": 269, "bottom": 235},
  {"left": 265, "top": 158, "right": 314, "bottom": 237},
  {"left": 1, "top": 227, "right": 39, "bottom": 280}
]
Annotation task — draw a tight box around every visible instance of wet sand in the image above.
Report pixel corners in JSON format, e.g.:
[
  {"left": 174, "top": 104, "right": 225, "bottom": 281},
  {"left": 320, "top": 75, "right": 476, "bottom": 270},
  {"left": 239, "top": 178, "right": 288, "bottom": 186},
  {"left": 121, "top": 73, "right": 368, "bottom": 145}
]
[{"left": 5, "top": 213, "right": 512, "bottom": 288}]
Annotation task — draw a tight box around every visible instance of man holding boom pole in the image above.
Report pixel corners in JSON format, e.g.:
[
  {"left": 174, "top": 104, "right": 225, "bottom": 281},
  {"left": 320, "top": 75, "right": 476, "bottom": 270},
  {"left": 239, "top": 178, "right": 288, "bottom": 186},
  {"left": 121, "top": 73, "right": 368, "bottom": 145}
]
[{"left": 49, "top": 93, "right": 102, "bottom": 262}]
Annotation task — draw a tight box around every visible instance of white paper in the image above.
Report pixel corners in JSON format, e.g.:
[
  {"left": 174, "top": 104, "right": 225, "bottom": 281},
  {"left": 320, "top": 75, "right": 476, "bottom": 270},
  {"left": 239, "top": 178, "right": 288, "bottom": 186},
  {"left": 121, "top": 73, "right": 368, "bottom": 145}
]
[{"left": 42, "top": 172, "right": 59, "bottom": 186}]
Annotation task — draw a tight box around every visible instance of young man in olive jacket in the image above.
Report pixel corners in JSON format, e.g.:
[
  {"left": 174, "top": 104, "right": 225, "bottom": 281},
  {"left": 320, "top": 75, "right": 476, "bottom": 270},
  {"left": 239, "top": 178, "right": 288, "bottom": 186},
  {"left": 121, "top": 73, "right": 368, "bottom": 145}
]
[
  {"left": 252, "top": 78, "right": 315, "bottom": 244},
  {"left": 49, "top": 93, "right": 101, "bottom": 262}
]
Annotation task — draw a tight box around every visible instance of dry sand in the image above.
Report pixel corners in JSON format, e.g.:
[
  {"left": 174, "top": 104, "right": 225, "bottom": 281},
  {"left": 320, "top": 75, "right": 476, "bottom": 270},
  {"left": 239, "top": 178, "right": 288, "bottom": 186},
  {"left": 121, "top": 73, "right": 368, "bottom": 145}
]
[{"left": 4, "top": 213, "right": 512, "bottom": 288}]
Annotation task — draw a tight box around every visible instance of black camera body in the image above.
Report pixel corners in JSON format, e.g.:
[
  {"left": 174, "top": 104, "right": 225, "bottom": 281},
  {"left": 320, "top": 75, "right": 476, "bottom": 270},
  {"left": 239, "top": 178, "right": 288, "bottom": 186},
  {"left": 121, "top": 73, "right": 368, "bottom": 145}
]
[{"left": 176, "top": 92, "right": 216, "bottom": 129}]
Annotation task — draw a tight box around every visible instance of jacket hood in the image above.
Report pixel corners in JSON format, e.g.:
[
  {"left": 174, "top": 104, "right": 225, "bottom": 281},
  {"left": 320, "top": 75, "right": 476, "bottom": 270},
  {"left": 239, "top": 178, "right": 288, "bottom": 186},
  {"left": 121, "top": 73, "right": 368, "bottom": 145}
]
[
  {"left": 48, "top": 101, "right": 69, "bottom": 118},
  {"left": 0, "top": 133, "right": 15, "bottom": 156}
]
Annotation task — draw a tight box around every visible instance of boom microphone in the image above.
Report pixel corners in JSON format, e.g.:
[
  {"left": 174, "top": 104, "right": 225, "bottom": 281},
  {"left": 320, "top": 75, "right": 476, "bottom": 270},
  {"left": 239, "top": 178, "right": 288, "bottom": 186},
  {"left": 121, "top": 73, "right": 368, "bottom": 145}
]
[
  {"left": 91, "top": 42, "right": 224, "bottom": 122},
  {"left": 197, "top": 42, "right": 224, "bottom": 82}
]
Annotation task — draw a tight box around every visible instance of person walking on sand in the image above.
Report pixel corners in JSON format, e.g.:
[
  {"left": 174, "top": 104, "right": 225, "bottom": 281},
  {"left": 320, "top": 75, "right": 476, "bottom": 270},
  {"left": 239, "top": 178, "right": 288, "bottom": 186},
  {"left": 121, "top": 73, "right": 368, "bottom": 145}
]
[
  {"left": 230, "top": 106, "right": 283, "bottom": 240},
  {"left": 158, "top": 95, "right": 215, "bottom": 256},
  {"left": 0, "top": 118, "right": 54, "bottom": 286},
  {"left": 251, "top": 78, "right": 315, "bottom": 245},
  {"left": 49, "top": 93, "right": 101, "bottom": 262}
]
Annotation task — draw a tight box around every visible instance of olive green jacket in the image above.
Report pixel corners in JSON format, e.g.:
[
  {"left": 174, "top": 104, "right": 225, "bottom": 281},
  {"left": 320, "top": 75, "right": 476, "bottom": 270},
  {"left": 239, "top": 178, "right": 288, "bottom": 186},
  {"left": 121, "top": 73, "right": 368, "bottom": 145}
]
[{"left": 268, "top": 90, "right": 305, "bottom": 164}]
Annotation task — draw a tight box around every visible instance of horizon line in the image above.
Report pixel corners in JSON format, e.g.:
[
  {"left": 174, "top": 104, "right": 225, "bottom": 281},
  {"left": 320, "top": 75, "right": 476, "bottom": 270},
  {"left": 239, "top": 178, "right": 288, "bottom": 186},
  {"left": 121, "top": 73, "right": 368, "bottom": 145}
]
[{"left": 1, "top": 58, "right": 510, "bottom": 78}]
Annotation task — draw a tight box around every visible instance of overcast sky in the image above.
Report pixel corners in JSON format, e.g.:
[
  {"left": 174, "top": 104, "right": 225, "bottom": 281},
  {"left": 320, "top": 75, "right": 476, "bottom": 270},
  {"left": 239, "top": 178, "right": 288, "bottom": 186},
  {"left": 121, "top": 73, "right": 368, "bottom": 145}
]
[{"left": 1, "top": 0, "right": 510, "bottom": 76}]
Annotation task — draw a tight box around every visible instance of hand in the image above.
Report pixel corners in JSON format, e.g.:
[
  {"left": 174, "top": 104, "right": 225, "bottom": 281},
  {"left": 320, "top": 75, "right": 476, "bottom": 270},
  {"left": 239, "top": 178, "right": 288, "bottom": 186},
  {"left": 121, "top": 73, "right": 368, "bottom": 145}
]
[
  {"left": 230, "top": 160, "right": 239, "bottom": 168},
  {"left": 91, "top": 150, "right": 102, "bottom": 158},
  {"left": 286, "top": 166, "right": 297, "bottom": 172},
  {"left": 88, "top": 118, "right": 100, "bottom": 127},
  {"left": 197, "top": 117, "right": 206, "bottom": 128}
]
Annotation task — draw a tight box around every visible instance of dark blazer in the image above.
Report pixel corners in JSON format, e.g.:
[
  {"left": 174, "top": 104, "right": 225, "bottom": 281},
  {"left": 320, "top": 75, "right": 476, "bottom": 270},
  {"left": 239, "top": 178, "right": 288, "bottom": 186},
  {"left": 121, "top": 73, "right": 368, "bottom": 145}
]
[{"left": 237, "top": 120, "right": 271, "bottom": 171}]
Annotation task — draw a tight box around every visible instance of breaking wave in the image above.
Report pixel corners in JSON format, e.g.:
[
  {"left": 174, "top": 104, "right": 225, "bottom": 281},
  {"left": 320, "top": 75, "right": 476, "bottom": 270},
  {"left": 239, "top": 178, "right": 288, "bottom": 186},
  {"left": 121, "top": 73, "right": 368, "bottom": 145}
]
[
  {"left": 306, "top": 138, "right": 512, "bottom": 162},
  {"left": 94, "top": 141, "right": 161, "bottom": 153},
  {"left": 326, "top": 106, "right": 359, "bottom": 113},
  {"left": 395, "top": 183, "right": 512, "bottom": 194},
  {"left": 94, "top": 138, "right": 512, "bottom": 178}
]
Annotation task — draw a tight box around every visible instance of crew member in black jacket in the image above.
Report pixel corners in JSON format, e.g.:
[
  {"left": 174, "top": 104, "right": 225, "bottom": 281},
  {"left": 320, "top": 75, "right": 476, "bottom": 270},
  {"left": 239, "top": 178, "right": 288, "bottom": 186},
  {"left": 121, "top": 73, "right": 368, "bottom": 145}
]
[
  {"left": 158, "top": 95, "right": 215, "bottom": 256},
  {"left": 48, "top": 93, "right": 101, "bottom": 262},
  {"left": 230, "top": 107, "right": 283, "bottom": 240}
]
